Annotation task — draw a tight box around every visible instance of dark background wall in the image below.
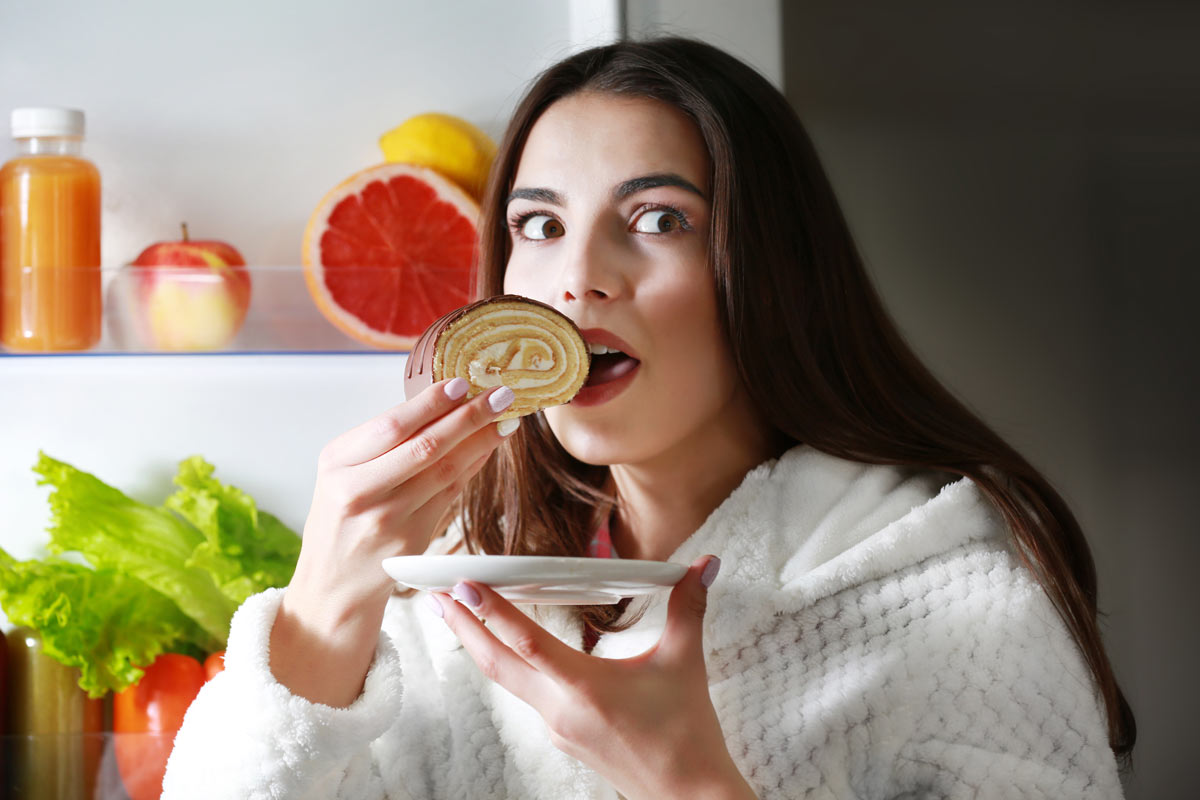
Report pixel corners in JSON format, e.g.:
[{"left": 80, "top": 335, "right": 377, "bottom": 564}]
[{"left": 781, "top": 3, "right": 1199, "bottom": 798}]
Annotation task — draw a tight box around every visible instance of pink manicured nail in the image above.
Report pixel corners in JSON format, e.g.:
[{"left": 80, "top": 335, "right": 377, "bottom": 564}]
[
  {"left": 700, "top": 557, "right": 721, "bottom": 588},
  {"left": 424, "top": 593, "right": 444, "bottom": 618},
  {"left": 453, "top": 581, "right": 482, "bottom": 608},
  {"left": 488, "top": 386, "right": 515, "bottom": 413},
  {"left": 443, "top": 378, "right": 469, "bottom": 401}
]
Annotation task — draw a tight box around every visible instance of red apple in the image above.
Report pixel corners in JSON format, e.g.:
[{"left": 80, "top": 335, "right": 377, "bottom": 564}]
[{"left": 131, "top": 223, "right": 252, "bottom": 350}]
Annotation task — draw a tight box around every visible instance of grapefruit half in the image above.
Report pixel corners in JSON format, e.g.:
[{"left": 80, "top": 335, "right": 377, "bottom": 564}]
[{"left": 301, "top": 163, "right": 479, "bottom": 350}]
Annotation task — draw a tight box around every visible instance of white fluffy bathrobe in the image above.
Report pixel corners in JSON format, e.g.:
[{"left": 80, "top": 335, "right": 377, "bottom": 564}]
[{"left": 163, "top": 446, "right": 1124, "bottom": 799}]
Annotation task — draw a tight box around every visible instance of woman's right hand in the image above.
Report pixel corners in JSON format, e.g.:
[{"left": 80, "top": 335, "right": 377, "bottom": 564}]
[{"left": 268, "top": 378, "right": 518, "bottom": 706}]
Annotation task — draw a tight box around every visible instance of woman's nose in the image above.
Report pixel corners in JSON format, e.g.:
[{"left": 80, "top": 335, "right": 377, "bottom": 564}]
[{"left": 557, "top": 226, "right": 622, "bottom": 304}]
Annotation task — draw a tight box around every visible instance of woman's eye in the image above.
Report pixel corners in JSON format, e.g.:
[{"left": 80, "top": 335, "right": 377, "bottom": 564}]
[
  {"left": 632, "top": 209, "right": 684, "bottom": 234},
  {"left": 520, "top": 214, "right": 564, "bottom": 240}
]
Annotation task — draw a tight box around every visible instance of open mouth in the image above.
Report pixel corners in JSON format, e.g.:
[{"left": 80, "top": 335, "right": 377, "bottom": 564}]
[{"left": 584, "top": 343, "right": 640, "bottom": 387}]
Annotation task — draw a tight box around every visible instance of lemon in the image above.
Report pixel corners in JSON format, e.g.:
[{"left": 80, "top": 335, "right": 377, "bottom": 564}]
[{"left": 379, "top": 113, "right": 497, "bottom": 200}]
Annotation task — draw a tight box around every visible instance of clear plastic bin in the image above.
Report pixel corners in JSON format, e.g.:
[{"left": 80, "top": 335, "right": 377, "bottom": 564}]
[{"left": 0, "top": 265, "right": 413, "bottom": 355}]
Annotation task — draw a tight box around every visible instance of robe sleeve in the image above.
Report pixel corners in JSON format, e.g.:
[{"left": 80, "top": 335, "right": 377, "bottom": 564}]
[{"left": 162, "top": 588, "right": 408, "bottom": 800}]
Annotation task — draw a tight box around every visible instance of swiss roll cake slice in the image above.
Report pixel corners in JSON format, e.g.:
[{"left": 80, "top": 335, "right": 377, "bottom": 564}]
[{"left": 404, "top": 295, "right": 590, "bottom": 420}]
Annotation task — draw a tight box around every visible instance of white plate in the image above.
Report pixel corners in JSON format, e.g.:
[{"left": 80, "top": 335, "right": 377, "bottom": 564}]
[{"left": 382, "top": 554, "right": 687, "bottom": 605}]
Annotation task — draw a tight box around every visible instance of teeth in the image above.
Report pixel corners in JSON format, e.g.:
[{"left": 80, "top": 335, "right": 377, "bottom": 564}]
[{"left": 587, "top": 343, "right": 624, "bottom": 356}]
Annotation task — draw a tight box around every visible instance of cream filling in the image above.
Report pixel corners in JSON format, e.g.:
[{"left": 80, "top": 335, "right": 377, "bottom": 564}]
[{"left": 458, "top": 331, "right": 562, "bottom": 390}]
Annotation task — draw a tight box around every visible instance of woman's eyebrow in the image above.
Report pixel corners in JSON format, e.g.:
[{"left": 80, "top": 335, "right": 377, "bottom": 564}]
[
  {"left": 506, "top": 187, "right": 562, "bottom": 206},
  {"left": 614, "top": 173, "right": 705, "bottom": 200},
  {"left": 505, "top": 173, "right": 705, "bottom": 207}
]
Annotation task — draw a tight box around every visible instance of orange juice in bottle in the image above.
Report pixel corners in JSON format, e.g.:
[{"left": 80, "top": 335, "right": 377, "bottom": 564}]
[{"left": 0, "top": 107, "right": 102, "bottom": 352}]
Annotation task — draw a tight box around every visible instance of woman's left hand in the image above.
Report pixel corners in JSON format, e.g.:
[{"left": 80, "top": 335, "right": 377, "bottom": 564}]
[{"left": 428, "top": 555, "right": 756, "bottom": 800}]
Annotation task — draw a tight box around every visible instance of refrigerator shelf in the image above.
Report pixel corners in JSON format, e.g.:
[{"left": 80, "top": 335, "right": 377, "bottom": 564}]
[{"left": 0, "top": 265, "right": 429, "bottom": 356}]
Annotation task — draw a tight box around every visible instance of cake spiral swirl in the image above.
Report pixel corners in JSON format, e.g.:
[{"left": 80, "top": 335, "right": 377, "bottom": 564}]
[{"left": 404, "top": 295, "right": 590, "bottom": 419}]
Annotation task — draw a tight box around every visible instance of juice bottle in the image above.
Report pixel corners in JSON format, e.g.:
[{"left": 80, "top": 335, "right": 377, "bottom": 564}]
[{"left": 0, "top": 107, "right": 102, "bottom": 352}]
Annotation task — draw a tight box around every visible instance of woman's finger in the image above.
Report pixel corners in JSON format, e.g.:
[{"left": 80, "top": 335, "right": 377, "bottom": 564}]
[
  {"left": 653, "top": 555, "right": 720, "bottom": 667},
  {"left": 417, "top": 443, "right": 503, "bottom": 515},
  {"left": 323, "top": 378, "right": 473, "bottom": 467},
  {"left": 431, "top": 591, "right": 553, "bottom": 708},
  {"left": 397, "top": 444, "right": 504, "bottom": 548},
  {"left": 350, "top": 385, "right": 516, "bottom": 497},
  {"left": 447, "top": 581, "right": 588, "bottom": 685},
  {"left": 384, "top": 414, "right": 518, "bottom": 512}
]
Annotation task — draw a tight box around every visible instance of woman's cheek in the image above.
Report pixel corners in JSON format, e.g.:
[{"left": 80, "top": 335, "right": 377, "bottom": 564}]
[
  {"left": 501, "top": 261, "right": 524, "bottom": 297},
  {"left": 504, "top": 244, "right": 565, "bottom": 298},
  {"left": 502, "top": 252, "right": 538, "bottom": 296}
]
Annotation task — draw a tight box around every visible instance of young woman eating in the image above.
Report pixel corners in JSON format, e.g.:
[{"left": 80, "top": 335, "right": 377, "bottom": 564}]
[{"left": 165, "top": 37, "right": 1133, "bottom": 799}]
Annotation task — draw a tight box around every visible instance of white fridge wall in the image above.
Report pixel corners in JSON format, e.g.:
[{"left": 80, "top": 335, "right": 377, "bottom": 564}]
[
  {"left": 1, "top": 354, "right": 409, "bottom": 559},
  {"left": 0, "top": 0, "right": 575, "bottom": 268}
]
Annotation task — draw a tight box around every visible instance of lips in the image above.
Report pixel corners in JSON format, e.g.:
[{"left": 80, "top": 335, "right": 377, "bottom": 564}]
[
  {"left": 572, "top": 327, "right": 640, "bottom": 404},
  {"left": 579, "top": 328, "right": 639, "bottom": 386},
  {"left": 579, "top": 328, "right": 638, "bottom": 359}
]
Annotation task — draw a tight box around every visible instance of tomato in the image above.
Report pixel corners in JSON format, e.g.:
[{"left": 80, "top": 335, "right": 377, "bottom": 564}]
[
  {"left": 203, "top": 649, "right": 226, "bottom": 681},
  {"left": 113, "top": 652, "right": 206, "bottom": 800}
]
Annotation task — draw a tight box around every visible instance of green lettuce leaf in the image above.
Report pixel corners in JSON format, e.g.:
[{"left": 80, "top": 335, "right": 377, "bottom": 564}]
[
  {"left": 0, "top": 548, "right": 207, "bottom": 697},
  {"left": 166, "top": 456, "right": 300, "bottom": 605},
  {"left": 8, "top": 452, "right": 301, "bottom": 696},
  {"left": 35, "top": 453, "right": 234, "bottom": 650}
]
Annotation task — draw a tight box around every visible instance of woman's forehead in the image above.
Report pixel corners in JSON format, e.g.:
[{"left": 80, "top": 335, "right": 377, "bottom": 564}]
[{"left": 512, "top": 92, "right": 710, "bottom": 196}]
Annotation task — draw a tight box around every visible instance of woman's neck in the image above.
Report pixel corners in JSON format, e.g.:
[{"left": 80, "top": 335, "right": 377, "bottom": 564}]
[{"left": 608, "top": 392, "right": 785, "bottom": 562}]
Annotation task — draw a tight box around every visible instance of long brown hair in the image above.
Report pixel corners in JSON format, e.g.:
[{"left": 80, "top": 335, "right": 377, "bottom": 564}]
[{"left": 457, "top": 36, "right": 1134, "bottom": 762}]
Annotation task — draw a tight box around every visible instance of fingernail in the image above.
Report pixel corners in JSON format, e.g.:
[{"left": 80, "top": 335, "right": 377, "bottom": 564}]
[
  {"left": 496, "top": 417, "right": 521, "bottom": 437},
  {"left": 700, "top": 557, "right": 721, "bottom": 588},
  {"left": 453, "top": 581, "right": 482, "bottom": 608},
  {"left": 488, "top": 386, "right": 515, "bottom": 413},
  {"left": 424, "top": 593, "right": 444, "bottom": 618},
  {"left": 443, "top": 378, "right": 469, "bottom": 401}
]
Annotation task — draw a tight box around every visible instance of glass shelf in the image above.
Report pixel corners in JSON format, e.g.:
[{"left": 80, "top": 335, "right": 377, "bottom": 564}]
[{"left": 0, "top": 266, "right": 418, "bottom": 356}]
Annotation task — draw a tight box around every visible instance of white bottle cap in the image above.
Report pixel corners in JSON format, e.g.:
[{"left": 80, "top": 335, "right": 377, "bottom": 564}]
[{"left": 11, "top": 107, "right": 86, "bottom": 138}]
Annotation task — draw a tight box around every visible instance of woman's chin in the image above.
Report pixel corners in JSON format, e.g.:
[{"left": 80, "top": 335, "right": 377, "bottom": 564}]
[{"left": 544, "top": 408, "right": 637, "bottom": 467}]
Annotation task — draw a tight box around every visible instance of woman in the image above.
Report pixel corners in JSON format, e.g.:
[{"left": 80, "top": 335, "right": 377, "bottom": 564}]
[{"left": 165, "top": 38, "right": 1133, "bottom": 798}]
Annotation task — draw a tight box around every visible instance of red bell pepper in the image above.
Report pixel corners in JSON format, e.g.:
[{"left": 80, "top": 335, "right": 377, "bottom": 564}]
[{"left": 113, "top": 652, "right": 207, "bottom": 800}]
